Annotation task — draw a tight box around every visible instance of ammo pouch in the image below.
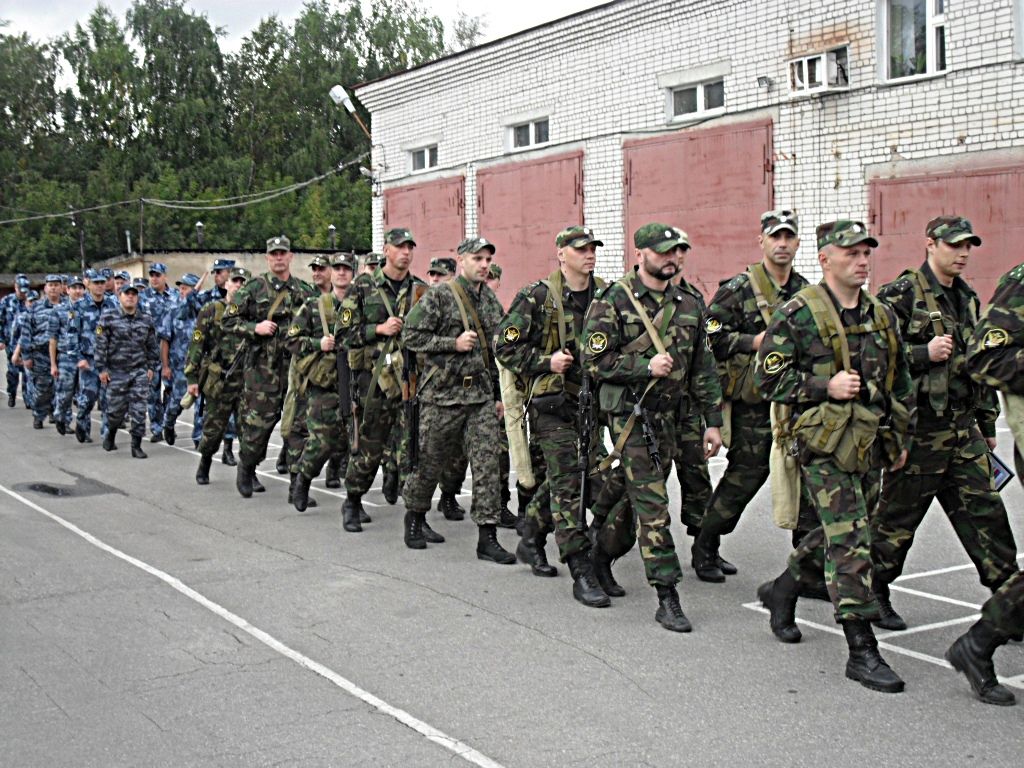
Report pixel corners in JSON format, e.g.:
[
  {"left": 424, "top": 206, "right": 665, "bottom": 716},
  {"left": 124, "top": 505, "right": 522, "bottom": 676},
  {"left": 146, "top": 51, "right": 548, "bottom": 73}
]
[
  {"left": 201, "top": 361, "right": 225, "bottom": 400},
  {"left": 294, "top": 351, "right": 338, "bottom": 390},
  {"left": 879, "top": 399, "right": 912, "bottom": 466},
  {"left": 373, "top": 349, "right": 403, "bottom": 400},
  {"left": 793, "top": 401, "right": 879, "bottom": 473},
  {"left": 529, "top": 392, "right": 568, "bottom": 418},
  {"left": 719, "top": 352, "right": 762, "bottom": 405},
  {"left": 597, "top": 382, "right": 631, "bottom": 415}
]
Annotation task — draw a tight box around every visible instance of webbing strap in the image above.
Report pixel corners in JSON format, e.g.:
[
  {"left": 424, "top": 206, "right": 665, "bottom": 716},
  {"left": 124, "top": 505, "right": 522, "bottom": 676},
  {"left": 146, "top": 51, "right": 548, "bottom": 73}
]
[
  {"left": 810, "top": 285, "right": 853, "bottom": 372},
  {"left": 318, "top": 293, "right": 335, "bottom": 337},
  {"left": 449, "top": 279, "right": 493, "bottom": 372},
  {"left": 747, "top": 263, "right": 779, "bottom": 327},
  {"left": 265, "top": 277, "right": 288, "bottom": 322},
  {"left": 549, "top": 270, "right": 569, "bottom": 351},
  {"left": 913, "top": 269, "right": 946, "bottom": 337}
]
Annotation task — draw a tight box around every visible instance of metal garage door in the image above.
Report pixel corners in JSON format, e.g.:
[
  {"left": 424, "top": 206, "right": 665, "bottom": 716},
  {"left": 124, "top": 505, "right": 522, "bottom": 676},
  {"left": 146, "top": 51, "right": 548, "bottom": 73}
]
[
  {"left": 623, "top": 119, "right": 774, "bottom": 299},
  {"left": 382, "top": 176, "right": 465, "bottom": 264},
  {"left": 869, "top": 165, "right": 1024, "bottom": 303},
  {"left": 476, "top": 151, "right": 584, "bottom": 307}
]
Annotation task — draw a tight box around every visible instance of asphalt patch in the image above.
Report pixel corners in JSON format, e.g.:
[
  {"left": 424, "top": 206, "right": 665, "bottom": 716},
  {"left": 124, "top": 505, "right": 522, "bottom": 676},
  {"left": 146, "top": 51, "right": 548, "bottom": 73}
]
[{"left": 15, "top": 469, "right": 127, "bottom": 499}]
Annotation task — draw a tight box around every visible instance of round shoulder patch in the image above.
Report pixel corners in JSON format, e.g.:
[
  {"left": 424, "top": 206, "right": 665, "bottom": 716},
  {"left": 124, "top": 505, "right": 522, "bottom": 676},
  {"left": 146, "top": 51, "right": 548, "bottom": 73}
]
[
  {"left": 503, "top": 326, "right": 521, "bottom": 343},
  {"left": 762, "top": 351, "right": 787, "bottom": 375},
  {"left": 982, "top": 328, "right": 1009, "bottom": 349},
  {"left": 340, "top": 307, "right": 353, "bottom": 327},
  {"left": 587, "top": 331, "right": 609, "bottom": 354},
  {"left": 705, "top": 317, "right": 723, "bottom": 334},
  {"left": 192, "top": 329, "right": 203, "bottom": 343},
  {"left": 226, "top": 303, "right": 239, "bottom": 316},
  {"left": 287, "top": 324, "right": 301, "bottom": 336},
  {"left": 95, "top": 325, "right": 103, "bottom": 335}
]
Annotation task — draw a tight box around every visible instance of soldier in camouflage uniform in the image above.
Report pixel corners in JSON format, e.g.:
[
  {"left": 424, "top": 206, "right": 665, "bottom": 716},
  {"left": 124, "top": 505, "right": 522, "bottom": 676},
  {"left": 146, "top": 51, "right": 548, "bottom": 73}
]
[
  {"left": 945, "top": 260, "right": 1024, "bottom": 706},
  {"left": 0, "top": 275, "right": 30, "bottom": 407},
  {"left": 223, "top": 236, "right": 316, "bottom": 497},
  {"left": 755, "top": 220, "right": 914, "bottom": 694},
  {"left": 139, "top": 263, "right": 179, "bottom": 443},
  {"left": 48, "top": 275, "right": 86, "bottom": 434},
  {"left": 496, "top": 225, "right": 611, "bottom": 605},
  {"left": 286, "top": 253, "right": 358, "bottom": 511},
  {"left": 401, "top": 237, "right": 516, "bottom": 562},
  {"left": 339, "top": 228, "right": 426, "bottom": 532},
  {"left": 581, "top": 223, "right": 724, "bottom": 632},
  {"left": 691, "top": 211, "right": 811, "bottom": 581},
  {"left": 95, "top": 282, "right": 160, "bottom": 458},
  {"left": 189, "top": 267, "right": 250, "bottom": 485},
  {"left": 872, "top": 216, "right": 1018, "bottom": 631},
  {"left": 21, "top": 275, "right": 66, "bottom": 429},
  {"left": 323, "top": 254, "right": 357, "bottom": 490}
]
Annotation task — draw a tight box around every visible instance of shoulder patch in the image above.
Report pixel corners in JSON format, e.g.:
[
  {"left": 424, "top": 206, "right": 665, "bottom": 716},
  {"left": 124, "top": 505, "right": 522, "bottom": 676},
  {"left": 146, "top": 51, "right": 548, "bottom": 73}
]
[
  {"left": 226, "top": 303, "right": 239, "bottom": 316},
  {"left": 982, "top": 328, "right": 1009, "bottom": 349},
  {"left": 340, "top": 307, "right": 353, "bottom": 327},
  {"left": 762, "top": 351, "right": 788, "bottom": 375},
  {"left": 704, "top": 317, "right": 723, "bottom": 334},
  {"left": 502, "top": 326, "right": 521, "bottom": 343},
  {"left": 95, "top": 325, "right": 103, "bottom": 335},
  {"left": 287, "top": 324, "right": 301, "bottom": 336},
  {"left": 587, "top": 331, "right": 609, "bottom": 354},
  {"left": 192, "top": 329, "right": 203, "bottom": 342}
]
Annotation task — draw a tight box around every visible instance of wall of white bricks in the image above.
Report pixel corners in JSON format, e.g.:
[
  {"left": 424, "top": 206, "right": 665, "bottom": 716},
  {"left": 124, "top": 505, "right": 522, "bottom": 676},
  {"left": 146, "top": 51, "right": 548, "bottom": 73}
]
[{"left": 357, "top": 0, "right": 1024, "bottom": 283}]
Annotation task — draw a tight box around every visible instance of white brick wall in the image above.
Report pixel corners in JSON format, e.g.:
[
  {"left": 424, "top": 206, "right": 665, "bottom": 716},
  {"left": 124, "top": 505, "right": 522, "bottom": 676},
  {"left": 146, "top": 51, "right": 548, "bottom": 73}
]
[{"left": 357, "top": 0, "right": 1024, "bottom": 281}]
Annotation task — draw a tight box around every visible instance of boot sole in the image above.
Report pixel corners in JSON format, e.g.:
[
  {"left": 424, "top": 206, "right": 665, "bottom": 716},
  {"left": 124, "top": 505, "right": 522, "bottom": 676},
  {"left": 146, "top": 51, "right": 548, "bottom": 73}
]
[
  {"left": 757, "top": 582, "right": 802, "bottom": 643},
  {"left": 944, "top": 647, "right": 1017, "bottom": 706},
  {"left": 872, "top": 617, "right": 908, "bottom": 631},
  {"left": 574, "top": 591, "right": 611, "bottom": 608},
  {"left": 477, "top": 551, "right": 516, "bottom": 565},
  {"left": 845, "top": 668, "right": 905, "bottom": 693},
  {"left": 655, "top": 610, "right": 692, "bottom": 632},
  {"left": 343, "top": 525, "right": 363, "bottom": 533}
]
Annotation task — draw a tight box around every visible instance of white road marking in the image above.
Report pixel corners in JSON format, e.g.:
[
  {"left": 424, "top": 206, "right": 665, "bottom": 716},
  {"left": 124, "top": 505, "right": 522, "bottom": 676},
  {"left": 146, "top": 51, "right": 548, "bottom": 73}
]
[
  {"left": 999, "top": 674, "right": 1024, "bottom": 691},
  {"left": 894, "top": 555, "right": 1024, "bottom": 583},
  {"left": 889, "top": 584, "right": 983, "bottom": 610},
  {"left": 874, "top": 615, "right": 979, "bottom": 639},
  {"left": 0, "top": 482, "right": 506, "bottom": 768}
]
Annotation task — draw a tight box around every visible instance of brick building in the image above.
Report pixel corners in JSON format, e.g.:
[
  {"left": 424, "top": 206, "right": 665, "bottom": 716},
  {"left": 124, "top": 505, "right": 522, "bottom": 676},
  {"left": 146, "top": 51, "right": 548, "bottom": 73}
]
[{"left": 354, "top": 0, "right": 1024, "bottom": 304}]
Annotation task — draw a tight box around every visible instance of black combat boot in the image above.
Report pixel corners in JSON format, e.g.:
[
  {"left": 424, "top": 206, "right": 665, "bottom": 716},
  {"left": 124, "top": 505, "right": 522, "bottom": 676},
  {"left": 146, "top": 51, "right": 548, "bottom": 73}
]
[
  {"left": 691, "top": 530, "right": 725, "bottom": 583},
  {"left": 75, "top": 420, "right": 87, "bottom": 443},
  {"left": 163, "top": 423, "right": 176, "bottom": 445},
  {"left": 236, "top": 462, "right": 254, "bottom": 498},
  {"left": 842, "top": 619, "right": 904, "bottom": 693},
  {"left": 717, "top": 555, "right": 738, "bottom": 575},
  {"left": 515, "top": 520, "right": 557, "bottom": 577},
  {"left": 291, "top": 473, "right": 312, "bottom": 511},
  {"left": 251, "top": 469, "right": 265, "bottom": 493},
  {"left": 7, "top": 391, "right": 14, "bottom": 407},
  {"left": 497, "top": 500, "right": 517, "bottom": 529},
  {"left": 102, "top": 426, "right": 118, "bottom": 451},
  {"left": 515, "top": 482, "right": 535, "bottom": 536},
  {"left": 799, "top": 579, "right": 831, "bottom": 602},
  {"left": 325, "top": 457, "right": 342, "bottom": 488},
  {"left": 592, "top": 546, "right": 625, "bottom": 597},
  {"left": 382, "top": 468, "right": 400, "bottom": 505},
  {"left": 342, "top": 495, "right": 363, "bottom": 533},
  {"left": 872, "top": 581, "right": 907, "bottom": 631},
  {"left": 567, "top": 552, "right": 610, "bottom": 607},
  {"left": 275, "top": 446, "right": 288, "bottom": 474},
  {"left": 421, "top": 517, "right": 445, "bottom": 544},
  {"left": 476, "top": 524, "right": 516, "bottom": 564},
  {"left": 358, "top": 504, "right": 371, "bottom": 523},
  {"left": 33, "top": 417, "right": 43, "bottom": 429},
  {"left": 654, "top": 584, "right": 692, "bottom": 632},
  {"left": 55, "top": 420, "right": 66, "bottom": 435},
  {"left": 439, "top": 491, "right": 465, "bottom": 521},
  {"left": 130, "top": 434, "right": 148, "bottom": 459},
  {"left": 404, "top": 510, "right": 426, "bottom": 549},
  {"left": 946, "top": 619, "right": 1015, "bottom": 705},
  {"left": 221, "top": 438, "right": 237, "bottom": 466},
  {"left": 149, "top": 430, "right": 162, "bottom": 443},
  {"left": 196, "top": 454, "right": 213, "bottom": 485},
  {"left": 757, "top": 570, "right": 802, "bottom": 643}
]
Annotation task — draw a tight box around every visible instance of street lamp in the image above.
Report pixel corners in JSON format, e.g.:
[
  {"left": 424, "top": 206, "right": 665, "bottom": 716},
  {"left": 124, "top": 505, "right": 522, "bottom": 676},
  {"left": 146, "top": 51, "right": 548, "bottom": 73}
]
[
  {"left": 328, "top": 224, "right": 337, "bottom": 250},
  {"left": 329, "top": 84, "right": 371, "bottom": 141},
  {"left": 196, "top": 221, "right": 204, "bottom": 247}
]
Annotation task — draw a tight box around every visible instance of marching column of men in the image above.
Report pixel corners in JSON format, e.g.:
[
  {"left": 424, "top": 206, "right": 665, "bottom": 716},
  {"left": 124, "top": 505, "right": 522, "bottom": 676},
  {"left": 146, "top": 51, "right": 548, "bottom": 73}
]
[{"left": 5, "top": 209, "right": 1022, "bottom": 707}]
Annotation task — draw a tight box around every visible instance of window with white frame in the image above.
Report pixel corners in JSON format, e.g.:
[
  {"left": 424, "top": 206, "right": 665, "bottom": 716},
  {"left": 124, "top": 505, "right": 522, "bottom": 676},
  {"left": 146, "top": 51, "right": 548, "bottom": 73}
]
[
  {"left": 410, "top": 145, "right": 438, "bottom": 172},
  {"left": 789, "top": 46, "right": 850, "bottom": 94},
  {"left": 885, "top": 0, "right": 946, "bottom": 80},
  {"left": 670, "top": 79, "right": 725, "bottom": 119},
  {"left": 510, "top": 118, "right": 549, "bottom": 149}
]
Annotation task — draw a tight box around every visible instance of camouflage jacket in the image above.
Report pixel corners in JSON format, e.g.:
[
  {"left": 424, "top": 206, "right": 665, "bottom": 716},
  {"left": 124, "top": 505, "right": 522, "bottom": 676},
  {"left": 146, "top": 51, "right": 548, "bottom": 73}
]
[
  {"left": 95, "top": 305, "right": 159, "bottom": 373},
  {"left": 404, "top": 276, "right": 503, "bottom": 406},
  {"left": 139, "top": 286, "right": 179, "bottom": 325},
  {"left": 222, "top": 272, "right": 315, "bottom": 368},
  {"left": 285, "top": 292, "right": 343, "bottom": 379},
  {"left": 158, "top": 302, "right": 198, "bottom": 369},
  {"left": 755, "top": 283, "right": 914, "bottom": 420},
  {"left": 580, "top": 268, "right": 723, "bottom": 426},
  {"left": 21, "top": 298, "right": 66, "bottom": 355},
  {"left": 494, "top": 269, "right": 606, "bottom": 400},
  {"left": 967, "top": 262, "right": 1024, "bottom": 396},
  {"left": 48, "top": 301, "right": 82, "bottom": 358},
  {"left": 185, "top": 299, "right": 243, "bottom": 387},
  {"left": 74, "top": 295, "right": 117, "bottom": 360},
  {"left": 0, "top": 293, "right": 26, "bottom": 347},
  {"left": 877, "top": 261, "right": 998, "bottom": 436}
]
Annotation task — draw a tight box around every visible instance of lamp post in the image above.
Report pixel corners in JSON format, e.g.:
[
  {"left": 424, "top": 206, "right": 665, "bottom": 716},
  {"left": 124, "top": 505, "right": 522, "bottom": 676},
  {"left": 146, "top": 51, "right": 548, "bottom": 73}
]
[
  {"left": 196, "top": 221, "right": 204, "bottom": 247},
  {"left": 329, "top": 85, "right": 372, "bottom": 141},
  {"left": 328, "top": 224, "right": 337, "bottom": 250}
]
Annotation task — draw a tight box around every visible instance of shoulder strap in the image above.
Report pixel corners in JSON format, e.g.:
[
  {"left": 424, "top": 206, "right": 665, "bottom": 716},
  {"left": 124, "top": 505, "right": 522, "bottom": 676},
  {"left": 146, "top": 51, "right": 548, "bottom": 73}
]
[
  {"left": 622, "top": 282, "right": 669, "bottom": 356},
  {"left": 806, "top": 285, "right": 852, "bottom": 372},
  {"left": 747, "top": 263, "right": 778, "bottom": 326},
  {"left": 912, "top": 268, "right": 946, "bottom": 336},
  {"left": 375, "top": 285, "right": 396, "bottom": 317},
  {"left": 867, "top": 294, "right": 899, "bottom": 395},
  {"left": 548, "top": 270, "right": 569, "bottom": 351},
  {"left": 266, "top": 277, "right": 288, "bottom": 321},
  {"left": 318, "top": 293, "right": 334, "bottom": 337},
  {"left": 448, "top": 280, "right": 493, "bottom": 371}
]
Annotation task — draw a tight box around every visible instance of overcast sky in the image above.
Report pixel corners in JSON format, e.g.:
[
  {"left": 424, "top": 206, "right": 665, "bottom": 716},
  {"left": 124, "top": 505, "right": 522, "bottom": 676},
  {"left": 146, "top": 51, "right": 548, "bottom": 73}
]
[{"left": 5, "top": 0, "right": 605, "bottom": 50}]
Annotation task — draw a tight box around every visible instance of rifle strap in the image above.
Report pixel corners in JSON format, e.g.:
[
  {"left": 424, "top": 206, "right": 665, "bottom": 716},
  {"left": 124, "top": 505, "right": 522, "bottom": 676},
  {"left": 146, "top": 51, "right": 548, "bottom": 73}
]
[
  {"left": 809, "top": 285, "right": 853, "bottom": 372},
  {"left": 911, "top": 267, "right": 949, "bottom": 415},
  {"left": 364, "top": 279, "right": 407, "bottom": 411},
  {"left": 448, "top": 279, "right": 493, "bottom": 372},
  {"left": 318, "top": 293, "right": 335, "bottom": 337},
  {"left": 747, "top": 262, "right": 779, "bottom": 327},
  {"left": 912, "top": 268, "right": 946, "bottom": 337},
  {"left": 265, "top": 277, "right": 289, "bottom": 322}
]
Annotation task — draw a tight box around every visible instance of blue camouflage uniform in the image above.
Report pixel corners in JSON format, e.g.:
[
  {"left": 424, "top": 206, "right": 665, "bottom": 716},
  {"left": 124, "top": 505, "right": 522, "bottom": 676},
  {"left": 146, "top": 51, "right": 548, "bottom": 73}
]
[
  {"left": 21, "top": 282, "right": 65, "bottom": 424},
  {"left": 0, "top": 277, "right": 30, "bottom": 403},
  {"left": 139, "top": 274, "right": 179, "bottom": 437},
  {"left": 73, "top": 281, "right": 116, "bottom": 438},
  {"left": 159, "top": 276, "right": 203, "bottom": 442},
  {"left": 48, "top": 297, "right": 82, "bottom": 428},
  {"left": 9, "top": 304, "right": 35, "bottom": 408},
  {"left": 95, "top": 301, "right": 160, "bottom": 438}
]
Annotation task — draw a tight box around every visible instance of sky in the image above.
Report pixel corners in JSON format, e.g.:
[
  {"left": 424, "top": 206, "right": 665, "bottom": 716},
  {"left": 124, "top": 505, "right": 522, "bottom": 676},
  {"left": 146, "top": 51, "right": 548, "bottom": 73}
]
[{"left": 4, "top": 0, "right": 606, "bottom": 51}]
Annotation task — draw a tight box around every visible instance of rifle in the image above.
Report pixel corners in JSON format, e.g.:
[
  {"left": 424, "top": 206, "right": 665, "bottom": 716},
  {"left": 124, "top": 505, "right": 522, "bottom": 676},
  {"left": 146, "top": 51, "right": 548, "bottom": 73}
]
[
  {"left": 402, "top": 349, "right": 419, "bottom": 470},
  {"left": 577, "top": 371, "right": 594, "bottom": 523},
  {"left": 338, "top": 345, "right": 359, "bottom": 451},
  {"left": 635, "top": 400, "right": 662, "bottom": 472}
]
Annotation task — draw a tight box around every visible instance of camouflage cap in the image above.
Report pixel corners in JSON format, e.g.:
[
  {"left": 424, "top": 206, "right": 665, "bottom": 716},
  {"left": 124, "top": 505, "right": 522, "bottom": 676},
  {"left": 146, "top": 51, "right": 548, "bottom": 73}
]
[
  {"left": 115, "top": 270, "right": 131, "bottom": 281},
  {"left": 427, "top": 257, "right": 452, "bottom": 276},
  {"left": 175, "top": 273, "right": 201, "bottom": 287},
  {"left": 556, "top": 225, "right": 604, "bottom": 249},
  {"left": 362, "top": 252, "right": 382, "bottom": 267},
  {"left": 148, "top": 262, "right": 168, "bottom": 275},
  {"left": 100, "top": 268, "right": 114, "bottom": 279},
  {"left": 308, "top": 254, "right": 331, "bottom": 269},
  {"left": 15, "top": 275, "right": 30, "bottom": 289},
  {"left": 118, "top": 282, "right": 140, "bottom": 294},
  {"left": 926, "top": 215, "right": 982, "bottom": 246},
  {"left": 457, "top": 236, "right": 496, "bottom": 255},
  {"left": 83, "top": 269, "right": 101, "bottom": 281},
  {"left": 132, "top": 277, "right": 148, "bottom": 288},
  {"left": 26, "top": 290, "right": 38, "bottom": 301},
  {"left": 59, "top": 274, "right": 69, "bottom": 284},
  {"left": 229, "top": 266, "right": 251, "bottom": 281},
  {"left": 761, "top": 209, "right": 799, "bottom": 236},
  {"left": 45, "top": 273, "right": 62, "bottom": 284},
  {"left": 384, "top": 228, "right": 416, "bottom": 247},
  {"left": 634, "top": 223, "right": 691, "bottom": 253},
  {"left": 211, "top": 258, "right": 235, "bottom": 272},
  {"left": 488, "top": 263, "right": 503, "bottom": 280},
  {"left": 816, "top": 220, "right": 878, "bottom": 250},
  {"left": 266, "top": 235, "right": 291, "bottom": 253},
  {"left": 68, "top": 275, "right": 85, "bottom": 287},
  {"left": 330, "top": 253, "right": 357, "bottom": 270}
]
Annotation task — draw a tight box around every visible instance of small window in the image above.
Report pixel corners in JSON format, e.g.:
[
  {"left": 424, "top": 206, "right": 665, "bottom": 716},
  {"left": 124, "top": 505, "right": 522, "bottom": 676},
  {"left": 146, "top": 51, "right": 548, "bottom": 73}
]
[
  {"left": 510, "top": 118, "right": 551, "bottom": 150},
  {"left": 789, "top": 46, "right": 850, "bottom": 95},
  {"left": 670, "top": 79, "right": 725, "bottom": 119},
  {"left": 410, "top": 145, "right": 438, "bottom": 172},
  {"left": 886, "top": 0, "right": 947, "bottom": 80}
]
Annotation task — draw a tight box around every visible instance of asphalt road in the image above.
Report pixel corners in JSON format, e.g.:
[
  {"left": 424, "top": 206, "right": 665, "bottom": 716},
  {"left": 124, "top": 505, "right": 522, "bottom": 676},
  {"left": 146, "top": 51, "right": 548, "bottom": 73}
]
[{"left": 2, "top": 372, "right": 1022, "bottom": 767}]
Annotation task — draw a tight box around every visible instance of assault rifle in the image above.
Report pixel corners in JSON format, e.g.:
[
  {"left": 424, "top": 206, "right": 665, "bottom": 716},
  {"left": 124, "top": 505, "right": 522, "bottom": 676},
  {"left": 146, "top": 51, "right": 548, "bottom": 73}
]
[
  {"left": 577, "top": 372, "right": 594, "bottom": 523},
  {"left": 635, "top": 400, "right": 662, "bottom": 472},
  {"left": 402, "top": 349, "right": 419, "bottom": 470}
]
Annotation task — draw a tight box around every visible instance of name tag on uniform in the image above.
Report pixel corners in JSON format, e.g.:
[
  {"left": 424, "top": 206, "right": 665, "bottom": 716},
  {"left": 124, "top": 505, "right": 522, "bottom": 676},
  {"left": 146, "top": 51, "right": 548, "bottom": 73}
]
[{"left": 991, "top": 451, "right": 1014, "bottom": 492}]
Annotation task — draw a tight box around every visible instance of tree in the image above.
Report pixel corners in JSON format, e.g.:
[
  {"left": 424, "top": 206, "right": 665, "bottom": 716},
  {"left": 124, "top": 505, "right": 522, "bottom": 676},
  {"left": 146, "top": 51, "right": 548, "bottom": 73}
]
[{"left": 449, "top": 11, "right": 487, "bottom": 52}]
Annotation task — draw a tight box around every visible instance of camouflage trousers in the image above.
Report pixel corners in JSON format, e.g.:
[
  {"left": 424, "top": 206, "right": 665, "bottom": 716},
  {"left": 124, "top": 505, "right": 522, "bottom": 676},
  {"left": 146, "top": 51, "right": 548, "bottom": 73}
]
[
  {"left": 673, "top": 407, "right": 712, "bottom": 532},
  {"left": 197, "top": 384, "right": 242, "bottom": 458},
  {"left": 237, "top": 355, "right": 289, "bottom": 467},
  {"left": 296, "top": 384, "right": 349, "bottom": 481},
  {"left": 346, "top": 394, "right": 401, "bottom": 497},
  {"left": 787, "top": 459, "right": 881, "bottom": 622},
  {"left": 53, "top": 354, "right": 79, "bottom": 425},
  {"left": 74, "top": 363, "right": 106, "bottom": 438},
  {"left": 163, "top": 367, "right": 203, "bottom": 444},
  {"left": 532, "top": 411, "right": 590, "bottom": 562},
  {"left": 589, "top": 460, "right": 635, "bottom": 559},
  {"left": 521, "top": 440, "right": 551, "bottom": 529},
  {"left": 981, "top": 569, "right": 1024, "bottom": 637},
  {"left": 5, "top": 348, "right": 25, "bottom": 399},
  {"left": 872, "top": 417, "right": 1018, "bottom": 591},
  {"left": 280, "top": 360, "right": 311, "bottom": 473},
  {"left": 27, "top": 352, "right": 54, "bottom": 421},
  {"left": 147, "top": 367, "right": 168, "bottom": 436},
  {"left": 107, "top": 368, "right": 150, "bottom": 438},
  {"left": 403, "top": 401, "right": 501, "bottom": 526}
]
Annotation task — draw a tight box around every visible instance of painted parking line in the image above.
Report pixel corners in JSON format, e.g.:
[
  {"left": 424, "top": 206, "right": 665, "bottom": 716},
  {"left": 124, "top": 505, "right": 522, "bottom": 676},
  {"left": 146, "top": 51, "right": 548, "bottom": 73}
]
[
  {"left": 894, "top": 555, "right": 1024, "bottom": 583},
  {"left": 0, "top": 482, "right": 506, "bottom": 768},
  {"left": 888, "top": 584, "right": 982, "bottom": 610},
  {"left": 874, "top": 615, "right": 978, "bottom": 639}
]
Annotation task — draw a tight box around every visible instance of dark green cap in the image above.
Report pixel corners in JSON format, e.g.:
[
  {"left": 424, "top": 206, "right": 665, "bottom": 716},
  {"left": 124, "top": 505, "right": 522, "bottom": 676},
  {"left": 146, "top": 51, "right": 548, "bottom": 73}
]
[
  {"left": 815, "top": 220, "right": 878, "bottom": 250},
  {"left": 362, "top": 253, "right": 382, "bottom": 268},
  {"left": 427, "top": 257, "right": 453, "bottom": 276},
  {"left": 556, "top": 225, "right": 603, "bottom": 248},
  {"left": 330, "top": 253, "right": 357, "bottom": 270},
  {"left": 761, "top": 209, "right": 799, "bottom": 235},
  {"left": 634, "top": 223, "right": 690, "bottom": 253},
  {"left": 488, "top": 264, "right": 503, "bottom": 279},
  {"left": 457, "top": 236, "right": 496, "bottom": 255},
  {"left": 267, "top": 235, "right": 290, "bottom": 253},
  {"left": 384, "top": 228, "right": 416, "bottom": 246},
  {"left": 229, "top": 267, "right": 251, "bottom": 281},
  {"left": 307, "top": 254, "right": 331, "bottom": 269},
  {"left": 926, "top": 215, "right": 982, "bottom": 246}
]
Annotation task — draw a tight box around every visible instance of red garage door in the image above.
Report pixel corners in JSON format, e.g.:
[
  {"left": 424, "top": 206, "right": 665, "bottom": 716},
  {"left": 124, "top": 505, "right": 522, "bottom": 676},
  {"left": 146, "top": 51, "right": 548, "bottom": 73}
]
[
  {"left": 477, "top": 151, "right": 584, "bottom": 307},
  {"left": 869, "top": 165, "right": 1024, "bottom": 303},
  {"left": 383, "top": 176, "right": 465, "bottom": 264},
  {"left": 623, "top": 120, "right": 774, "bottom": 299}
]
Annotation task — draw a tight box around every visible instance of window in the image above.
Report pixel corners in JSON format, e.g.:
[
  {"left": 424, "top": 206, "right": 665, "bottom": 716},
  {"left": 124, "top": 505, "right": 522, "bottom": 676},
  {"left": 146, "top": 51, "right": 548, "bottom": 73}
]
[
  {"left": 789, "top": 47, "right": 850, "bottom": 94},
  {"left": 670, "top": 79, "right": 725, "bottom": 118},
  {"left": 510, "top": 118, "right": 550, "bottom": 149},
  {"left": 410, "top": 145, "right": 438, "bottom": 172},
  {"left": 886, "top": 0, "right": 947, "bottom": 80}
]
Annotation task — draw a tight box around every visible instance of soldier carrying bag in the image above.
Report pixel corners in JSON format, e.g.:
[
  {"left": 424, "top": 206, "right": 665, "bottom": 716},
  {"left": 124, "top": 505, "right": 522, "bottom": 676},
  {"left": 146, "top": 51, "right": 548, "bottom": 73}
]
[{"left": 293, "top": 293, "right": 340, "bottom": 394}]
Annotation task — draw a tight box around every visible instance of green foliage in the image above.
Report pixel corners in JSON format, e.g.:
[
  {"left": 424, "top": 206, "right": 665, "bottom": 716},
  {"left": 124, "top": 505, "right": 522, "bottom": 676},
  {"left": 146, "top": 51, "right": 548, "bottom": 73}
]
[{"left": 0, "top": 0, "right": 475, "bottom": 272}]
